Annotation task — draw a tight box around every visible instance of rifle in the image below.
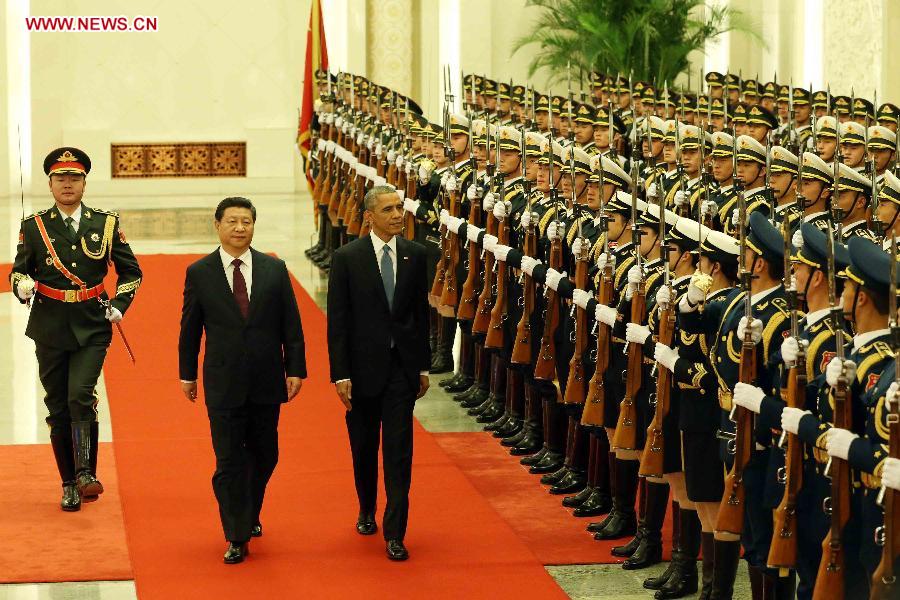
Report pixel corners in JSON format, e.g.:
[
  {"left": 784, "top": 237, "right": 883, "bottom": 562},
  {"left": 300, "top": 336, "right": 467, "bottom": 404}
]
[
  {"left": 582, "top": 153, "right": 613, "bottom": 426},
  {"left": 813, "top": 217, "right": 852, "bottom": 600},
  {"left": 402, "top": 98, "right": 417, "bottom": 241},
  {"left": 512, "top": 126, "right": 537, "bottom": 363},
  {"left": 564, "top": 181, "right": 589, "bottom": 404},
  {"left": 458, "top": 115, "right": 483, "bottom": 321},
  {"left": 639, "top": 192, "right": 674, "bottom": 477},
  {"left": 612, "top": 154, "right": 646, "bottom": 451},
  {"left": 716, "top": 129, "right": 755, "bottom": 536},
  {"left": 872, "top": 234, "right": 900, "bottom": 599},
  {"left": 473, "top": 116, "right": 498, "bottom": 334},
  {"left": 486, "top": 126, "right": 509, "bottom": 349},
  {"left": 386, "top": 93, "right": 399, "bottom": 185},
  {"left": 534, "top": 142, "right": 563, "bottom": 381},
  {"left": 674, "top": 91, "right": 690, "bottom": 218},
  {"left": 767, "top": 217, "right": 805, "bottom": 572},
  {"left": 439, "top": 68, "right": 462, "bottom": 314}
]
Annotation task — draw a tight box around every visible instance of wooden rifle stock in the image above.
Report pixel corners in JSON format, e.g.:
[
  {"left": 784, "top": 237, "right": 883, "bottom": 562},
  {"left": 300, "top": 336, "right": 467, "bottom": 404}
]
[
  {"left": 871, "top": 388, "right": 900, "bottom": 599},
  {"left": 534, "top": 239, "right": 563, "bottom": 381},
  {"left": 813, "top": 378, "right": 852, "bottom": 600},
  {"left": 716, "top": 335, "right": 758, "bottom": 535},
  {"left": 485, "top": 215, "right": 509, "bottom": 349},
  {"left": 511, "top": 223, "right": 537, "bottom": 364},
  {"left": 402, "top": 166, "right": 416, "bottom": 241},
  {"left": 457, "top": 200, "right": 484, "bottom": 321},
  {"left": 472, "top": 212, "right": 497, "bottom": 334},
  {"left": 612, "top": 285, "right": 646, "bottom": 450},
  {"left": 638, "top": 300, "right": 675, "bottom": 477},
  {"left": 767, "top": 362, "right": 806, "bottom": 570},
  {"left": 438, "top": 188, "right": 461, "bottom": 315},
  {"left": 581, "top": 264, "right": 614, "bottom": 426},
  {"left": 563, "top": 254, "right": 589, "bottom": 404},
  {"left": 311, "top": 122, "right": 330, "bottom": 203}
]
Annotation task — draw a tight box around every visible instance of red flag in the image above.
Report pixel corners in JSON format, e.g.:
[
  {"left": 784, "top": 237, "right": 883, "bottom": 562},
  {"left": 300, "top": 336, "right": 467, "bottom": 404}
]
[{"left": 297, "top": 0, "right": 328, "bottom": 189}]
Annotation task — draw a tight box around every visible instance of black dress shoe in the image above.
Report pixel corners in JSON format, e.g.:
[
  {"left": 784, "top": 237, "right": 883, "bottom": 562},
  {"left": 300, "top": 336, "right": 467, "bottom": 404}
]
[
  {"left": 475, "top": 403, "right": 504, "bottom": 423},
  {"left": 356, "top": 514, "right": 378, "bottom": 536},
  {"left": 439, "top": 373, "right": 460, "bottom": 388},
  {"left": 223, "top": 542, "right": 249, "bottom": 564},
  {"left": 612, "top": 528, "right": 644, "bottom": 557},
  {"left": 550, "top": 471, "right": 586, "bottom": 495},
  {"left": 460, "top": 389, "right": 490, "bottom": 409},
  {"left": 483, "top": 413, "right": 510, "bottom": 432},
  {"left": 515, "top": 439, "right": 546, "bottom": 459},
  {"left": 654, "top": 557, "right": 698, "bottom": 599},
  {"left": 386, "top": 539, "right": 409, "bottom": 561},
  {"left": 493, "top": 418, "right": 522, "bottom": 439},
  {"left": 572, "top": 490, "right": 612, "bottom": 518},
  {"left": 454, "top": 384, "right": 481, "bottom": 403},
  {"left": 446, "top": 376, "right": 474, "bottom": 393},
  {"left": 562, "top": 485, "right": 594, "bottom": 508},
  {"left": 622, "top": 535, "right": 663, "bottom": 570},
  {"left": 61, "top": 484, "right": 81, "bottom": 512},
  {"left": 520, "top": 446, "right": 549, "bottom": 465},
  {"left": 251, "top": 523, "right": 263, "bottom": 537},
  {"left": 540, "top": 466, "right": 569, "bottom": 485},
  {"left": 75, "top": 471, "right": 103, "bottom": 499},
  {"left": 593, "top": 510, "right": 637, "bottom": 540},
  {"left": 643, "top": 552, "right": 679, "bottom": 590},
  {"left": 501, "top": 426, "right": 528, "bottom": 447},
  {"left": 529, "top": 453, "right": 564, "bottom": 475}
]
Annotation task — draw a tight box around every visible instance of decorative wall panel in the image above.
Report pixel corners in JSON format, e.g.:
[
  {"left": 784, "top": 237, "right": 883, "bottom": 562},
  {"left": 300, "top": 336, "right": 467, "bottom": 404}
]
[{"left": 111, "top": 142, "right": 246, "bottom": 178}]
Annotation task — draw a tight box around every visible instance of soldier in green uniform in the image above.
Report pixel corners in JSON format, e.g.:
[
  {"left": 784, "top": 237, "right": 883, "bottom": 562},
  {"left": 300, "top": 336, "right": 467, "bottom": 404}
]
[{"left": 10, "top": 147, "right": 142, "bottom": 511}]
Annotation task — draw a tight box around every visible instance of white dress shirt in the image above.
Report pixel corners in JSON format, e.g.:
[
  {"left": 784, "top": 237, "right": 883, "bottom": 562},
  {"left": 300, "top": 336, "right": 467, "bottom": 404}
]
[
  {"left": 219, "top": 247, "right": 253, "bottom": 301},
  {"left": 370, "top": 232, "right": 398, "bottom": 281},
  {"left": 59, "top": 203, "right": 83, "bottom": 231}
]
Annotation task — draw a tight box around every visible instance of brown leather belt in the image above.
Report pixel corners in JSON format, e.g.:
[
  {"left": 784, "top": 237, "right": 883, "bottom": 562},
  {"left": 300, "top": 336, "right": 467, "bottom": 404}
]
[{"left": 35, "top": 282, "right": 105, "bottom": 303}]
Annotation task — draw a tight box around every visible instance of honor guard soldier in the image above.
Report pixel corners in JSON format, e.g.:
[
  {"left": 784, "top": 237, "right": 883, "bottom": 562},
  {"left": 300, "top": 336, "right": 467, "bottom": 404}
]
[
  {"left": 10, "top": 147, "right": 142, "bottom": 511},
  {"left": 797, "top": 152, "right": 835, "bottom": 231},
  {"left": 835, "top": 162, "right": 879, "bottom": 243},
  {"left": 875, "top": 171, "right": 900, "bottom": 246},
  {"left": 869, "top": 125, "right": 897, "bottom": 180},
  {"left": 768, "top": 146, "right": 801, "bottom": 228},
  {"left": 877, "top": 102, "right": 900, "bottom": 133},
  {"left": 815, "top": 115, "right": 838, "bottom": 164},
  {"left": 840, "top": 121, "right": 869, "bottom": 171}
]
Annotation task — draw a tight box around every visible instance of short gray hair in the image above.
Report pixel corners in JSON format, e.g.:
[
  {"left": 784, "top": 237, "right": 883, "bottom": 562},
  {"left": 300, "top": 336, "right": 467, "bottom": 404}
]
[{"left": 364, "top": 185, "right": 398, "bottom": 211}]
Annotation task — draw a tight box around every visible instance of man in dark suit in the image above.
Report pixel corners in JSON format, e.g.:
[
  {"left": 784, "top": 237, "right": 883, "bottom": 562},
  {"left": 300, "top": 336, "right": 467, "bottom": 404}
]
[
  {"left": 178, "top": 197, "right": 306, "bottom": 564},
  {"left": 327, "top": 185, "right": 431, "bottom": 561}
]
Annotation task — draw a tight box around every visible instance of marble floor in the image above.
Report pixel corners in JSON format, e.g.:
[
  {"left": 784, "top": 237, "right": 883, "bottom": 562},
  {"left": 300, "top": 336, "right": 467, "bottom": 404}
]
[{"left": 0, "top": 189, "right": 748, "bottom": 599}]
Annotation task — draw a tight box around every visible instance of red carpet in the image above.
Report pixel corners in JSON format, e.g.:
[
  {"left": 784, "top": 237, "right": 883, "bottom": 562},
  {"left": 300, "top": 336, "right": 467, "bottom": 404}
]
[
  {"left": 0, "top": 444, "right": 132, "bottom": 583},
  {"left": 435, "top": 432, "right": 673, "bottom": 565},
  {"left": 103, "top": 254, "right": 566, "bottom": 600}
]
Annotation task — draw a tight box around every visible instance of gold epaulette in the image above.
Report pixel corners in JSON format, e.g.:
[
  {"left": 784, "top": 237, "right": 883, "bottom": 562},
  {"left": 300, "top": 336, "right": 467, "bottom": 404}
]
[
  {"left": 23, "top": 208, "right": 50, "bottom": 221},
  {"left": 91, "top": 208, "right": 120, "bottom": 217}
]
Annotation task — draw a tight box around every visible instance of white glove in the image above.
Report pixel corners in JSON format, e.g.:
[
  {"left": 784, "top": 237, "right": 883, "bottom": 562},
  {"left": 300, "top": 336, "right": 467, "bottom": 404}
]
[
  {"left": 520, "top": 210, "right": 533, "bottom": 228},
  {"left": 625, "top": 323, "right": 651, "bottom": 345},
  {"left": 482, "top": 234, "right": 499, "bottom": 254},
  {"left": 572, "top": 289, "right": 592, "bottom": 310},
  {"left": 521, "top": 256, "right": 541, "bottom": 276},
  {"left": 781, "top": 407, "right": 811, "bottom": 435},
  {"left": 825, "top": 428, "right": 859, "bottom": 461},
  {"left": 419, "top": 164, "right": 432, "bottom": 185},
  {"left": 483, "top": 191, "right": 496, "bottom": 212},
  {"left": 702, "top": 200, "right": 718, "bottom": 217},
  {"left": 781, "top": 336, "right": 808, "bottom": 367},
  {"left": 673, "top": 189, "right": 687, "bottom": 207},
  {"left": 396, "top": 190, "right": 405, "bottom": 203},
  {"left": 647, "top": 182, "right": 659, "bottom": 200},
  {"left": 732, "top": 382, "right": 765, "bottom": 414},
  {"left": 655, "top": 285, "right": 671, "bottom": 307},
  {"left": 16, "top": 276, "right": 35, "bottom": 300},
  {"left": 394, "top": 154, "right": 404, "bottom": 169},
  {"left": 466, "top": 225, "right": 483, "bottom": 243},
  {"left": 447, "top": 216, "right": 464, "bottom": 235},
  {"left": 596, "top": 252, "right": 615, "bottom": 272},
  {"left": 625, "top": 264, "right": 642, "bottom": 301},
  {"left": 883, "top": 458, "right": 900, "bottom": 491},
  {"left": 366, "top": 137, "right": 375, "bottom": 151},
  {"left": 826, "top": 357, "right": 857, "bottom": 388},
  {"left": 356, "top": 132, "right": 364, "bottom": 145},
  {"left": 403, "top": 198, "right": 421, "bottom": 214},
  {"left": 334, "top": 116, "right": 343, "bottom": 128},
  {"left": 731, "top": 208, "right": 740, "bottom": 226},
  {"left": 654, "top": 343, "right": 679, "bottom": 371},
  {"left": 792, "top": 228, "right": 804, "bottom": 250},
  {"left": 547, "top": 221, "right": 561, "bottom": 241},
  {"left": 737, "top": 317, "right": 763, "bottom": 345},
  {"left": 687, "top": 271, "right": 712, "bottom": 305},
  {"left": 595, "top": 304, "right": 617, "bottom": 326},
  {"left": 493, "top": 200, "right": 508, "bottom": 220},
  {"left": 493, "top": 244, "right": 512, "bottom": 262},
  {"left": 445, "top": 174, "right": 458, "bottom": 192},
  {"left": 387, "top": 149, "right": 397, "bottom": 164},
  {"left": 888, "top": 382, "right": 900, "bottom": 410},
  {"left": 317, "top": 138, "right": 326, "bottom": 152},
  {"left": 571, "top": 238, "right": 584, "bottom": 257},
  {"left": 439, "top": 209, "right": 450, "bottom": 226},
  {"left": 405, "top": 159, "right": 414, "bottom": 175},
  {"left": 545, "top": 269, "right": 567, "bottom": 291},
  {"left": 375, "top": 142, "right": 383, "bottom": 158},
  {"left": 105, "top": 305, "right": 123, "bottom": 323},
  {"left": 326, "top": 140, "right": 336, "bottom": 153},
  {"left": 467, "top": 183, "right": 481, "bottom": 201}
]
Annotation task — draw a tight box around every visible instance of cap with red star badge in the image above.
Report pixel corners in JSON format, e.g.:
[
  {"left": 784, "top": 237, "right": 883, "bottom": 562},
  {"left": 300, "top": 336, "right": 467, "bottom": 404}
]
[{"left": 44, "top": 147, "right": 91, "bottom": 177}]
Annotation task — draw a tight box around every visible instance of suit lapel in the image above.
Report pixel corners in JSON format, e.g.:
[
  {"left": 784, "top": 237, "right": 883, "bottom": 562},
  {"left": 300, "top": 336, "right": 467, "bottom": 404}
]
[
  {"left": 46, "top": 206, "right": 72, "bottom": 243},
  {"left": 393, "top": 239, "right": 411, "bottom": 315},
  {"left": 363, "top": 235, "right": 391, "bottom": 311},
  {"left": 246, "top": 248, "right": 267, "bottom": 321},
  {"left": 206, "top": 250, "right": 244, "bottom": 320}
]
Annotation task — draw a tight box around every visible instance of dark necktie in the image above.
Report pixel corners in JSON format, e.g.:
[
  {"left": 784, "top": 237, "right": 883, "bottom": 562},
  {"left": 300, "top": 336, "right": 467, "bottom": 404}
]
[
  {"left": 65, "top": 216, "right": 77, "bottom": 239},
  {"left": 381, "top": 246, "right": 394, "bottom": 309},
  {"left": 231, "top": 258, "right": 249, "bottom": 318}
]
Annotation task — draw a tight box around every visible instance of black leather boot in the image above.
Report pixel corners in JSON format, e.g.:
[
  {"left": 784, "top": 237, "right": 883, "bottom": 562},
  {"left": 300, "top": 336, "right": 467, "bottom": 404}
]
[
  {"left": 748, "top": 565, "right": 764, "bottom": 600},
  {"left": 709, "top": 539, "right": 741, "bottom": 600},
  {"left": 520, "top": 445, "right": 549, "bottom": 465},
  {"left": 518, "top": 386, "right": 551, "bottom": 458},
  {"left": 698, "top": 532, "right": 715, "bottom": 600},
  {"left": 572, "top": 487, "right": 612, "bottom": 517},
  {"left": 543, "top": 415, "right": 576, "bottom": 484},
  {"left": 644, "top": 557, "right": 679, "bottom": 591},
  {"left": 774, "top": 572, "right": 796, "bottom": 600},
  {"left": 50, "top": 431, "right": 80, "bottom": 511},
  {"left": 484, "top": 412, "right": 510, "bottom": 432},
  {"left": 72, "top": 421, "right": 103, "bottom": 499},
  {"left": 492, "top": 416, "right": 522, "bottom": 438},
  {"left": 82, "top": 421, "right": 101, "bottom": 502},
  {"left": 549, "top": 468, "right": 586, "bottom": 495},
  {"left": 562, "top": 485, "right": 594, "bottom": 508},
  {"left": 622, "top": 481, "right": 668, "bottom": 569},
  {"left": 430, "top": 317, "right": 456, "bottom": 374},
  {"left": 494, "top": 367, "right": 524, "bottom": 437},
  {"left": 612, "top": 527, "right": 643, "bottom": 557},
  {"left": 501, "top": 423, "right": 529, "bottom": 447},
  {"left": 655, "top": 509, "right": 700, "bottom": 598},
  {"left": 593, "top": 459, "right": 638, "bottom": 540}
]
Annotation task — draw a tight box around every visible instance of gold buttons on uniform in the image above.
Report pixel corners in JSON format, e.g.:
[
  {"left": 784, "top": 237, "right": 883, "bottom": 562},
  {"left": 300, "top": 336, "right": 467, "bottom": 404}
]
[
  {"left": 71, "top": 245, "right": 77, "bottom": 250},
  {"left": 71, "top": 262, "right": 76, "bottom": 267}
]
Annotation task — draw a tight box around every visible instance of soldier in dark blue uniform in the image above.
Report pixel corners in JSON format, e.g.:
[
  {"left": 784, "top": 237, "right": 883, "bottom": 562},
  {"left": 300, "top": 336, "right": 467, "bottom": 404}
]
[{"left": 10, "top": 147, "right": 142, "bottom": 512}]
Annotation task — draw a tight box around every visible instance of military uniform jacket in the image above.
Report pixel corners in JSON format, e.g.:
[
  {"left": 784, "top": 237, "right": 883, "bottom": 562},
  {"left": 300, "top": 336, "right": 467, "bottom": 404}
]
[
  {"left": 846, "top": 359, "right": 897, "bottom": 490},
  {"left": 722, "top": 187, "right": 772, "bottom": 238},
  {"left": 11, "top": 204, "right": 142, "bottom": 350},
  {"left": 841, "top": 220, "right": 879, "bottom": 244}
]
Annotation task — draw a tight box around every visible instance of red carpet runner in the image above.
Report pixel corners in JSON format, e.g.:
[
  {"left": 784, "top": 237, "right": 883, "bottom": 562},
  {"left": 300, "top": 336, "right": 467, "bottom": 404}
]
[{"left": 103, "top": 254, "right": 566, "bottom": 599}]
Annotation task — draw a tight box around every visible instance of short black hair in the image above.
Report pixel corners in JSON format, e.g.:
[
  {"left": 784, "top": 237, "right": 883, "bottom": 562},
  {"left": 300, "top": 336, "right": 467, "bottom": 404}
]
[{"left": 215, "top": 197, "right": 256, "bottom": 222}]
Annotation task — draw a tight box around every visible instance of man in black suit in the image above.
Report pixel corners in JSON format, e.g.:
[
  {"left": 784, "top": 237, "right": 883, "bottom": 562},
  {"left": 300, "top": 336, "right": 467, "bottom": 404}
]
[
  {"left": 327, "top": 185, "right": 431, "bottom": 561},
  {"left": 178, "top": 197, "right": 306, "bottom": 564}
]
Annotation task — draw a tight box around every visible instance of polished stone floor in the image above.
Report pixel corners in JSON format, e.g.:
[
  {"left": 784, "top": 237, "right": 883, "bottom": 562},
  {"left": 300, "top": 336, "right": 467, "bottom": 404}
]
[{"left": 0, "top": 189, "right": 748, "bottom": 599}]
